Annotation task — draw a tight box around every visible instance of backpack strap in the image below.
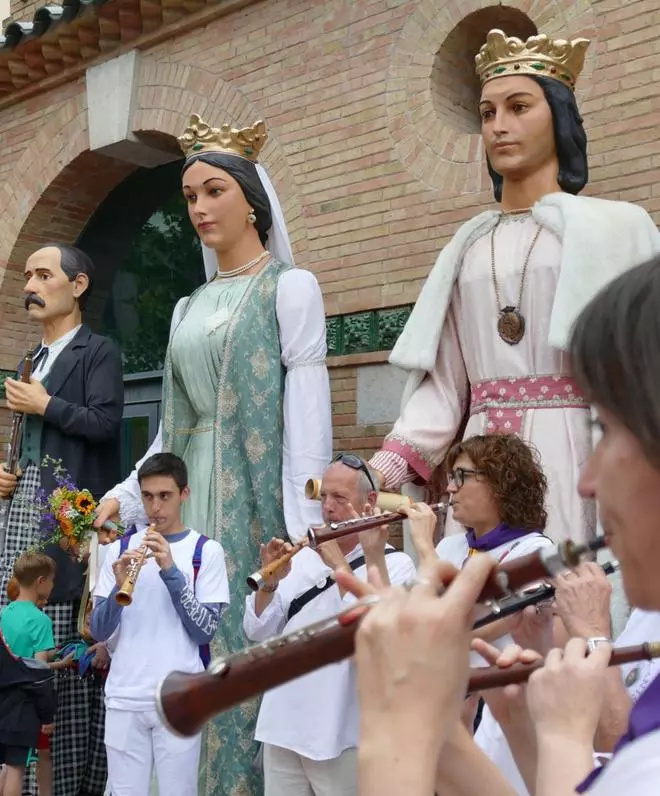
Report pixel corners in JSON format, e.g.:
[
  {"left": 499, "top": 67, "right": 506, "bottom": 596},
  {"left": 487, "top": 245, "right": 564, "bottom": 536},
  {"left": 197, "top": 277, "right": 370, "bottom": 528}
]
[
  {"left": 118, "top": 525, "right": 139, "bottom": 555},
  {"left": 192, "top": 535, "right": 211, "bottom": 669},
  {"left": 287, "top": 547, "right": 398, "bottom": 623},
  {"left": 192, "top": 534, "right": 208, "bottom": 585}
]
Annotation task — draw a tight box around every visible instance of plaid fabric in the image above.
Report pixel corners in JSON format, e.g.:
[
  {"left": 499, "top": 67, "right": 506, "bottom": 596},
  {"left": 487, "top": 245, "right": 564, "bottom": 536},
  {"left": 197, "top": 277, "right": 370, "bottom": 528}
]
[
  {"left": 20, "top": 604, "right": 108, "bottom": 796},
  {"left": 0, "top": 463, "right": 42, "bottom": 611},
  {"left": 0, "top": 465, "right": 107, "bottom": 796},
  {"left": 46, "top": 603, "right": 107, "bottom": 796}
]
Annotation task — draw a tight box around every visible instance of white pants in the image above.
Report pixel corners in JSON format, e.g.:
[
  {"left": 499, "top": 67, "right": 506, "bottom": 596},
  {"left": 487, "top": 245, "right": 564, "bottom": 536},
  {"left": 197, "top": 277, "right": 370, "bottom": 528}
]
[
  {"left": 263, "top": 744, "right": 357, "bottom": 796},
  {"left": 105, "top": 708, "right": 201, "bottom": 796}
]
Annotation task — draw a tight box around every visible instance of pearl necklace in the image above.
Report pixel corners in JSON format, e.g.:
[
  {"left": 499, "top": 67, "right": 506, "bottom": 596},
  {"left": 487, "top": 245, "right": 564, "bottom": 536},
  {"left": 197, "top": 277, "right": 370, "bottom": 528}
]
[{"left": 215, "top": 250, "right": 270, "bottom": 279}]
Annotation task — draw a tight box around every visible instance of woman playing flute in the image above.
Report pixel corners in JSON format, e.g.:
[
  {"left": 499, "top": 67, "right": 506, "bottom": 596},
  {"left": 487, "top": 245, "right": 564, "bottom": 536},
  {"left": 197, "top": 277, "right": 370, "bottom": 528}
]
[
  {"left": 434, "top": 433, "right": 556, "bottom": 794},
  {"left": 337, "top": 253, "right": 660, "bottom": 795}
]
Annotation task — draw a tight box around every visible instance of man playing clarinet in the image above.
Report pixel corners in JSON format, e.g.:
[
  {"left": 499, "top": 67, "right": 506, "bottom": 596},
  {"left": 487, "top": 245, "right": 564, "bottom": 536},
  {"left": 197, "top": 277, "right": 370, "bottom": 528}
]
[
  {"left": 243, "top": 453, "right": 415, "bottom": 796},
  {"left": 0, "top": 244, "right": 124, "bottom": 796}
]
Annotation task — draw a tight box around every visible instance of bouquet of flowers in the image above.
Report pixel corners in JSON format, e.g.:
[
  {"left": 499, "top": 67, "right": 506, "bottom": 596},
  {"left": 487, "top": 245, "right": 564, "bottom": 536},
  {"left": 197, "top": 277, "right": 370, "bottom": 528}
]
[{"left": 34, "top": 455, "right": 123, "bottom": 561}]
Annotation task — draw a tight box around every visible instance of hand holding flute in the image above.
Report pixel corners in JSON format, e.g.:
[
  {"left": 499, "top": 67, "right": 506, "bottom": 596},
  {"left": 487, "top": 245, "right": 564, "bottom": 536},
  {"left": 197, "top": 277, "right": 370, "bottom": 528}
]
[
  {"left": 249, "top": 537, "right": 300, "bottom": 595},
  {"left": 113, "top": 523, "right": 158, "bottom": 606}
]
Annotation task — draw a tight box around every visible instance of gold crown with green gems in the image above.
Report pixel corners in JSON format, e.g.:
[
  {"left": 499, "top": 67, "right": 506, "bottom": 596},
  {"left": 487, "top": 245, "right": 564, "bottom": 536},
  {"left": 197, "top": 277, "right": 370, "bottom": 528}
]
[
  {"left": 475, "top": 29, "right": 590, "bottom": 91},
  {"left": 178, "top": 114, "right": 268, "bottom": 161}
]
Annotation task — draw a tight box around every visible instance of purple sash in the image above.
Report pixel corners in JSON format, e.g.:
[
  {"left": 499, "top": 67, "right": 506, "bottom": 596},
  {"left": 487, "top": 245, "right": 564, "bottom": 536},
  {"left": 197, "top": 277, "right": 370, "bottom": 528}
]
[
  {"left": 576, "top": 671, "right": 660, "bottom": 791},
  {"left": 466, "top": 523, "right": 534, "bottom": 553}
]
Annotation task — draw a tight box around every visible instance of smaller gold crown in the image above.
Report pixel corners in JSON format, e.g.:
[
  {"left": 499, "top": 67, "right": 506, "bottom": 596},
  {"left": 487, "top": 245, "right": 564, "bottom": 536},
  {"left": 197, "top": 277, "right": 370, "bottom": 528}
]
[
  {"left": 475, "top": 29, "right": 590, "bottom": 91},
  {"left": 178, "top": 114, "right": 268, "bottom": 161}
]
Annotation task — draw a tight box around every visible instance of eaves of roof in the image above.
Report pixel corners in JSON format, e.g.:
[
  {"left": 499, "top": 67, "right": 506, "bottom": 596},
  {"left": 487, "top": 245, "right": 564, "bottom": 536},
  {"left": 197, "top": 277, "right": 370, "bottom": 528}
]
[{"left": 0, "top": 0, "right": 248, "bottom": 101}]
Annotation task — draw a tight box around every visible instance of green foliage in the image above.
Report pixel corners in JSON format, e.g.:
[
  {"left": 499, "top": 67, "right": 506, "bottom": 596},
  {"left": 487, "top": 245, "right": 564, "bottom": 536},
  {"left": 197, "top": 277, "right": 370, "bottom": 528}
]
[{"left": 100, "top": 192, "right": 204, "bottom": 374}]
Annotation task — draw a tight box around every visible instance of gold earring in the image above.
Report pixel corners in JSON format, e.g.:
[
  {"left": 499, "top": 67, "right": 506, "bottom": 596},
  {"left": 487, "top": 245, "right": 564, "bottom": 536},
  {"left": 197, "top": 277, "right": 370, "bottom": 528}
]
[{"left": 247, "top": 210, "right": 256, "bottom": 224}]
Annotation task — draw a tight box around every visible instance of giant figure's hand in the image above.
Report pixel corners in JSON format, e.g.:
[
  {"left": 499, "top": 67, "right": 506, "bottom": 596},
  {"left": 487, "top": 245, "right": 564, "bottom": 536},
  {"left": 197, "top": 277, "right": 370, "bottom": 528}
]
[
  {"left": 94, "top": 498, "right": 121, "bottom": 544},
  {"left": 0, "top": 463, "right": 18, "bottom": 499},
  {"left": 4, "top": 377, "right": 50, "bottom": 416}
]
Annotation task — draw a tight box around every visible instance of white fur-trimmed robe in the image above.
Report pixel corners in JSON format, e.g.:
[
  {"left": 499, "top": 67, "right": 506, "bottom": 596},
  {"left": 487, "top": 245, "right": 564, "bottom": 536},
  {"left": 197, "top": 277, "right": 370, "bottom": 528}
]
[{"left": 380, "top": 193, "right": 660, "bottom": 543}]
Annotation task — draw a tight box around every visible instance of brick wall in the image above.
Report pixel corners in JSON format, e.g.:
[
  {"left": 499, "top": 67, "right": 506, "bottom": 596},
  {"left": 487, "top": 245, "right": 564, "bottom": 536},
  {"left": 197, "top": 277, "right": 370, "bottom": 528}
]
[
  {"left": 8, "top": 0, "right": 51, "bottom": 22},
  {"left": 2, "top": 0, "right": 660, "bottom": 464}
]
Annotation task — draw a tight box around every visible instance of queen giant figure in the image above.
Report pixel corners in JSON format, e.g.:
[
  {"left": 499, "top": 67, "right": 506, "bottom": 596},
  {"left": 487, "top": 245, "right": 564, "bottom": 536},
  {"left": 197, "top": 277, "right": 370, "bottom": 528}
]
[{"left": 370, "top": 29, "right": 660, "bottom": 544}]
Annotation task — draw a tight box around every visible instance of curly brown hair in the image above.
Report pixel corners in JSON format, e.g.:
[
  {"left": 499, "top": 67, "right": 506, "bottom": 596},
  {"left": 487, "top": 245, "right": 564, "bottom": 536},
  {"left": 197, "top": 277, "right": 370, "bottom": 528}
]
[{"left": 446, "top": 433, "right": 548, "bottom": 531}]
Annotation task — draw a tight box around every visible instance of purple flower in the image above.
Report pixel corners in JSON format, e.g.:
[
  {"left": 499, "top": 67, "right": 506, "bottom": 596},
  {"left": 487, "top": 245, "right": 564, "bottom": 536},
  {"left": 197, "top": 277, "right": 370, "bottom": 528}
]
[{"left": 39, "top": 512, "right": 58, "bottom": 538}]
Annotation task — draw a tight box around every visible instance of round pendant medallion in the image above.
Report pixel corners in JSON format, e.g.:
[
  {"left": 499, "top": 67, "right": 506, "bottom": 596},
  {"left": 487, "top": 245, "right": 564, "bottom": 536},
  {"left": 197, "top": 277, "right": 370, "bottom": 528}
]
[{"left": 497, "top": 307, "right": 525, "bottom": 345}]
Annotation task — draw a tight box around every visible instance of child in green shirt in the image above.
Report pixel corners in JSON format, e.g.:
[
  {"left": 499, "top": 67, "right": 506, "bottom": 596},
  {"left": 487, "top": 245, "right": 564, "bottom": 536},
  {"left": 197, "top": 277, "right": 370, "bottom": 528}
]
[{"left": 0, "top": 552, "right": 70, "bottom": 796}]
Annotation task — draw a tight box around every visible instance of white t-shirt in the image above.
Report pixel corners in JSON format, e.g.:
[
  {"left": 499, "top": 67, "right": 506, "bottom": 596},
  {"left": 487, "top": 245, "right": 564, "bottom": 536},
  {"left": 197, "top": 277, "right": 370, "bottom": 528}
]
[
  {"left": 243, "top": 544, "right": 416, "bottom": 761},
  {"left": 94, "top": 527, "right": 229, "bottom": 711},
  {"left": 435, "top": 530, "right": 555, "bottom": 796},
  {"left": 435, "top": 531, "right": 555, "bottom": 667}
]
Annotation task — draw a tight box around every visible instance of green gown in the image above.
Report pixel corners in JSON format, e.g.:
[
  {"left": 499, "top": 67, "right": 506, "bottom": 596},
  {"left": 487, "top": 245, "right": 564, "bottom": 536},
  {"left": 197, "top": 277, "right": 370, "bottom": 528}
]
[{"left": 162, "top": 260, "right": 291, "bottom": 795}]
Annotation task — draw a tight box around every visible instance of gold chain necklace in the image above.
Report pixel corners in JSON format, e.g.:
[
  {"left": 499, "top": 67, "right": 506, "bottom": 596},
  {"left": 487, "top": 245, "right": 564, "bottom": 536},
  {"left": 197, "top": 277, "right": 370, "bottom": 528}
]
[{"left": 490, "top": 219, "right": 542, "bottom": 345}]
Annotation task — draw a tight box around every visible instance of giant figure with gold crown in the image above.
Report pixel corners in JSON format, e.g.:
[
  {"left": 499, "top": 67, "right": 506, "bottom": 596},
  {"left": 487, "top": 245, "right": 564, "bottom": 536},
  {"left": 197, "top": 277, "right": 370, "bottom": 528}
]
[
  {"left": 370, "top": 28, "right": 660, "bottom": 546},
  {"left": 94, "top": 116, "right": 332, "bottom": 794}
]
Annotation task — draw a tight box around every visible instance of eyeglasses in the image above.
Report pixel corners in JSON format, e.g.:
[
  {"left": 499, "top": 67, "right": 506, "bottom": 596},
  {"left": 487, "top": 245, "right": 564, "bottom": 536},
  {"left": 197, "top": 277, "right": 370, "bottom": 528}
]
[
  {"left": 332, "top": 453, "right": 377, "bottom": 492},
  {"left": 447, "top": 467, "right": 484, "bottom": 488}
]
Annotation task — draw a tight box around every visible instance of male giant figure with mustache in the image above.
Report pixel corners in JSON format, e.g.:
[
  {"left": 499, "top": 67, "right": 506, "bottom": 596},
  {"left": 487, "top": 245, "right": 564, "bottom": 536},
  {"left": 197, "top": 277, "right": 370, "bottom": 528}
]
[{"left": 0, "top": 244, "right": 123, "bottom": 796}]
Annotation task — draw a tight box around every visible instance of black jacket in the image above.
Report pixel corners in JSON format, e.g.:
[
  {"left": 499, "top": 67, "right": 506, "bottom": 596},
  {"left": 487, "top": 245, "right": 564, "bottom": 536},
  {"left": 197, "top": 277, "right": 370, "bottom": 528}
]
[
  {"left": 17, "top": 325, "right": 124, "bottom": 603},
  {"left": 0, "top": 632, "right": 55, "bottom": 749}
]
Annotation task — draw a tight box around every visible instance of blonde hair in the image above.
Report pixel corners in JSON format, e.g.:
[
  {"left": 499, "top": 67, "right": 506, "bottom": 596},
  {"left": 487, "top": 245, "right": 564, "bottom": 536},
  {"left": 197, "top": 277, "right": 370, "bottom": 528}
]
[{"left": 13, "top": 551, "right": 56, "bottom": 587}]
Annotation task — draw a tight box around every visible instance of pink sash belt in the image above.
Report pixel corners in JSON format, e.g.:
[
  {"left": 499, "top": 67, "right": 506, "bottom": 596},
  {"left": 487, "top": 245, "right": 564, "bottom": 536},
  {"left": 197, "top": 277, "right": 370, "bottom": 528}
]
[{"left": 470, "top": 375, "right": 587, "bottom": 434}]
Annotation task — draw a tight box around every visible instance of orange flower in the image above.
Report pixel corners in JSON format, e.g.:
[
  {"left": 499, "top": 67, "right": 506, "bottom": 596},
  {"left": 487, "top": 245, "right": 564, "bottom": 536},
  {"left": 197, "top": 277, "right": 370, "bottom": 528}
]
[
  {"left": 60, "top": 517, "right": 74, "bottom": 537},
  {"left": 74, "top": 493, "right": 95, "bottom": 516}
]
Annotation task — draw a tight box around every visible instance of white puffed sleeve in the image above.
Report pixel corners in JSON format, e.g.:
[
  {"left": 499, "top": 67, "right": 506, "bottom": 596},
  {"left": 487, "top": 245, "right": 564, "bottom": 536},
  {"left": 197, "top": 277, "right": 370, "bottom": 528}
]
[
  {"left": 100, "top": 298, "right": 188, "bottom": 527},
  {"left": 276, "top": 270, "right": 333, "bottom": 542}
]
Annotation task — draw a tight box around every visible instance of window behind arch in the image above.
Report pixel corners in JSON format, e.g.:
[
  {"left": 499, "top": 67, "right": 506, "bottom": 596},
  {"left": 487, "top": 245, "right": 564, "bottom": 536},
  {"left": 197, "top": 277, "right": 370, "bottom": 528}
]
[
  {"left": 99, "top": 191, "right": 202, "bottom": 373},
  {"left": 77, "top": 158, "right": 204, "bottom": 375}
]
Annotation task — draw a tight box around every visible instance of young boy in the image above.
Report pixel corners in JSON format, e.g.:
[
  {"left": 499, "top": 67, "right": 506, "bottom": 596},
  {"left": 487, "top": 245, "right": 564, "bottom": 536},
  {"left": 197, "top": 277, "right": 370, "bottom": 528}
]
[
  {"left": 0, "top": 553, "right": 67, "bottom": 796},
  {"left": 91, "top": 453, "right": 229, "bottom": 796}
]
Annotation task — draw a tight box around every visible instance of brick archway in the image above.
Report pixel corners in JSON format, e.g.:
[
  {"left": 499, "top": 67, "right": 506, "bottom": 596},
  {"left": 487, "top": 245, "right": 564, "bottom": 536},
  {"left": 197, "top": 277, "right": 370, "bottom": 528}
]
[
  {"left": 131, "top": 57, "right": 308, "bottom": 255},
  {"left": 0, "top": 99, "right": 136, "bottom": 367},
  {"left": 385, "top": 0, "right": 598, "bottom": 195},
  {"left": 0, "top": 56, "right": 308, "bottom": 370}
]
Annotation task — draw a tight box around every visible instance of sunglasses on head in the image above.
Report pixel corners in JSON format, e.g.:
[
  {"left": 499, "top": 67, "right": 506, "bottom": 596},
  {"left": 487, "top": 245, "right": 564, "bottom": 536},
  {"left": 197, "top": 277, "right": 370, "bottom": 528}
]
[{"left": 332, "top": 453, "right": 377, "bottom": 493}]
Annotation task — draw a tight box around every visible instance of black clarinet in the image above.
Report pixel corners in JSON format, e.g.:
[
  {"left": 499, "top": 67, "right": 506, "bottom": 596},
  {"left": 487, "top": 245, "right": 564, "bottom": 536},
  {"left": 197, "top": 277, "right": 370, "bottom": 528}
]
[{"left": 473, "top": 559, "right": 618, "bottom": 629}]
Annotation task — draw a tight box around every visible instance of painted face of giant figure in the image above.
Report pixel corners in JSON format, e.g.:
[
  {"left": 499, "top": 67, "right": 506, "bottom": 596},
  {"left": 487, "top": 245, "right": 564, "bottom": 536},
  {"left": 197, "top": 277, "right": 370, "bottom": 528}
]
[
  {"left": 480, "top": 73, "right": 588, "bottom": 202},
  {"left": 23, "top": 244, "right": 94, "bottom": 321},
  {"left": 181, "top": 152, "right": 272, "bottom": 256}
]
